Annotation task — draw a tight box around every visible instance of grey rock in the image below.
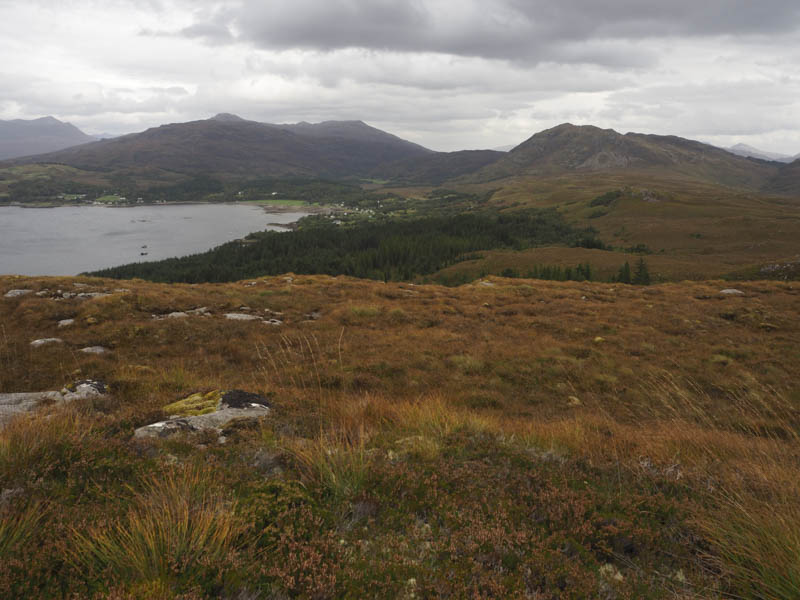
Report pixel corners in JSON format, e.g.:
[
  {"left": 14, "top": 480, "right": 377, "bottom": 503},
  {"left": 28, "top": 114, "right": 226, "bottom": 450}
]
[
  {"left": 263, "top": 318, "right": 283, "bottom": 326},
  {"left": 76, "top": 292, "right": 110, "bottom": 299},
  {"left": 80, "top": 346, "right": 109, "bottom": 355},
  {"left": 61, "top": 379, "right": 108, "bottom": 401},
  {"left": 4, "top": 289, "right": 32, "bottom": 298},
  {"left": 0, "top": 391, "right": 64, "bottom": 427},
  {"left": 167, "top": 311, "right": 189, "bottom": 319},
  {"left": 187, "top": 306, "right": 210, "bottom": 315},
  {"left": 224, "top": 312, "right": 260, "bottom": 321},
  {"left": 30, "top": 337, "right": 63, "bottom": 348},
  {"left": 720, "top": 288, "right": 745, "bottom": 295},
  {"left": 36, "top": 290, "right": 52, "bottom": 297},
  {"left": 134, "top": 390, "right": 271, "bottom": 440},
  {"left": 58, "top": 319, "right": 75, "bottom": 328}
]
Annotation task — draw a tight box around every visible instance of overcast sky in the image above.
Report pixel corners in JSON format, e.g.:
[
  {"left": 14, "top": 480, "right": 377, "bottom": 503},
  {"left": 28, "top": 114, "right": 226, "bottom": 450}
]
[{"left": 1, "top": 0, "right": 800, "bottom": 153}]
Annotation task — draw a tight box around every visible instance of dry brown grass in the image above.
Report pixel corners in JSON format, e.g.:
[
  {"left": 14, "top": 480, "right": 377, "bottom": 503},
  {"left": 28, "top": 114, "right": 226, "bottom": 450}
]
[{"left": 1, "top": 273, "right": 799, "bottom": 597}]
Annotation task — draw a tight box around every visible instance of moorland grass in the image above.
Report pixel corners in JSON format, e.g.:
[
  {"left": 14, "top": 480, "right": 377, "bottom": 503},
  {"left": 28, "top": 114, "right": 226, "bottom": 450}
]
[{"left": 0, "top": 273, "right": 798, "bottom": 598}]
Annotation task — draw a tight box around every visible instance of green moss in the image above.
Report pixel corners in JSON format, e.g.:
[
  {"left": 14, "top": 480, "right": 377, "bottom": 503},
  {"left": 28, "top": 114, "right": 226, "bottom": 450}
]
[{"left": 162, "top": 390, "right": 222, "bottom": 416}]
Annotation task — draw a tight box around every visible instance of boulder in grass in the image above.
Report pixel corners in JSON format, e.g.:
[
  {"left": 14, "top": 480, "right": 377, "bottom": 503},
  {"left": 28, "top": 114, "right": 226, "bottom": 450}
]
[
  {"left": 4, "top": 289, "right": 32, "bottom": 298},
  {"left": 720, "top": 289, "right": 745, "bottom": 296},
  {"left": 80, "top": 346, "right": 109, "bottom": 355},
  {"left": 134, "top": 389, "right": 271, "bottom": 440},
  {"left": 61, "top": 380, "right": 108, "bottom": 401},
  {"left": 30, "top": 338, "right": 63, "bottom": 348},
  {"left": 0, "top": 380, "right": 108, "bottom": 428},
  {"left": 224, "top": 313, "right": 260, "bottom": 321},
  {"left": 0, "top": 391, "right": 64, "bottom": 428}
]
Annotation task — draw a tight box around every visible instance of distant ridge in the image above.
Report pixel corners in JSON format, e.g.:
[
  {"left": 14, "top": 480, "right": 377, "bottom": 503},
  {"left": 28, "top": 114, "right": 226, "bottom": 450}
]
[
  {"left": 4, "top": 117, "right": 800, "bottom": 195},
  {"left": 726, "top": 143, "right": 794, "bottom": 163},
  {"left": 0, "top": 116, "right": 95, "bottom": 160},
  {"left": 5, "top": 114, "right": 432, "bottom": 178},
  {"left": 474, "top": 123, "right": 782, "bottom": 190}
]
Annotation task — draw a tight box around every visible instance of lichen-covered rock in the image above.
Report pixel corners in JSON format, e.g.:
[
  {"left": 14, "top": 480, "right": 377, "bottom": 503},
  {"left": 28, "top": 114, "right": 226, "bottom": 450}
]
[
  {"left": 134, "top": 389, "right": 271, "bottom": 440},
  {"left": 163, "top": 390, "right": 223, "bottom": 417},
  {"left": 58, "top": 319, "right": 75, "bottom": 328}
]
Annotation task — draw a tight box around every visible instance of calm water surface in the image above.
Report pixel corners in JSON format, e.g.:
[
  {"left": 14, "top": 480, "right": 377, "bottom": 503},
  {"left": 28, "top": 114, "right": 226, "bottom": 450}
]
[{"left": 0, "top": 204, "right": 307, "bottom": 276}]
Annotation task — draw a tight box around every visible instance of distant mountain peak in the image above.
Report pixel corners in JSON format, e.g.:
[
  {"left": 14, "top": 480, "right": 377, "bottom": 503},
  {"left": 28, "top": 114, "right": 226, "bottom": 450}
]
[
  {"left": 0, "top": 115, "right": 94, "bottom": 160},
  {"left": 210, "top": 113, "right": 246, "bottom": 122},
  {"left": 726, "top": 143, "right": 794, "bottom": 163}
]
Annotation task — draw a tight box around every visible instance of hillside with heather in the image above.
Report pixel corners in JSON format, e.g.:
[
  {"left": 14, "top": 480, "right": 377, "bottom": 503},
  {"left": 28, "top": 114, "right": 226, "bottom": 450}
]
[{"left": 2, "top": 272, "right": 799, "bottom": 599}]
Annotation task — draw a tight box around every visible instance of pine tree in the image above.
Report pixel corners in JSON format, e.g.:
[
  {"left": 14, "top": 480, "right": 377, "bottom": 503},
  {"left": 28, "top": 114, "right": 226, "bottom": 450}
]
[
  {"left": 633, "top": 257, "right": 651, "bottom": 285},
  {"left": 617, "top": 261, "right": 632, "bottom": 284}
]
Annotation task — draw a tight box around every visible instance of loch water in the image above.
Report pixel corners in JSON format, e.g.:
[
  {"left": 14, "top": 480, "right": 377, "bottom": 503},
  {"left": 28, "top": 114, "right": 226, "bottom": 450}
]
[{"left": 0, "top": 204, "right": 307, "bottom": 276}]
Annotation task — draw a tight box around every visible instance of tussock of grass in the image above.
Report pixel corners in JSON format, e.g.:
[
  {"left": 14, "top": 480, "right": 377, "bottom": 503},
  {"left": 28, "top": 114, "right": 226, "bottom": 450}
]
[
  {"left": 0, "top": 500, "right": 44, "bottom": 558},
  {"left": 71, "top": 464, "right": 241, "bottom": 595},
  {"left": 286, "top": 431, "right": 373, "bottom": 503},
  {"left": 0, "top": 406, "right": 94, "bottom": 482}
]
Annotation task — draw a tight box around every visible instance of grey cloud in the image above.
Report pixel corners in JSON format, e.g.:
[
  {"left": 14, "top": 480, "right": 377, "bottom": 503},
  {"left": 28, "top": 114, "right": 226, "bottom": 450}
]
[
  {"left": 184, "top": 0, "right": 800, "bottom": 68},
  {"left": 180, "top": 22, "right": 234, "bottom": 45}
]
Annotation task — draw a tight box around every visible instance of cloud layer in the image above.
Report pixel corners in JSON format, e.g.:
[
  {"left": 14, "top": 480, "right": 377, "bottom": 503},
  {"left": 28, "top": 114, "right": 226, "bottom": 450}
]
[{"left": 1, "top": 0, "right": 799, "bottom": 153}]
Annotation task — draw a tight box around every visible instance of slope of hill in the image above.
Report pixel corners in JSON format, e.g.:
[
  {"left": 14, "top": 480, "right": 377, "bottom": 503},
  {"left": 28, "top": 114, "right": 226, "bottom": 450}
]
[
  {"left": 764, "top": 157, "right": 800, "bottom": 195},
  {"left": 475, "top": 123, "right": 781, "bottom": 190},
  {"left": 371, "top": 149, "right": 505, "bottom": 184},
  {"left": 4, "top": 115, "right": 432, "bottom": 179},
  {"left": 0, "top": 116, "right": 95, "bottom": 160}
]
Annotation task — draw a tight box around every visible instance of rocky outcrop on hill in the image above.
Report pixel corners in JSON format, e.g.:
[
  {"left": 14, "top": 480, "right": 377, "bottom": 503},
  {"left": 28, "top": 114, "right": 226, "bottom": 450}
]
[
  {"left": 134, "top": 389, "right": 271, "bottom": 440},
  {"left": 0, "top": 380, "right": 108, "bottom": 428}
]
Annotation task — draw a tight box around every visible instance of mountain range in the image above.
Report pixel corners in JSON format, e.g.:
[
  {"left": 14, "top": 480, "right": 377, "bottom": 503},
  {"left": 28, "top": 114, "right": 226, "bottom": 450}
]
[
  {"left": 725, "top": 143, "right": 799, "bottom": 163},
  {"left": 3, "top": 114, "right": 800, "bottom": 194},
  {"left": 0, "top": 116, "right": 95, "bottom": 160}
]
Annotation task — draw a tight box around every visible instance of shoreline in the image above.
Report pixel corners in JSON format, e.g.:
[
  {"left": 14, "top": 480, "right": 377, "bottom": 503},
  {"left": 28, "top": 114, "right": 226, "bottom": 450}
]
[{"left": 1, "top": 200, "right": 331, "bottom": 212}]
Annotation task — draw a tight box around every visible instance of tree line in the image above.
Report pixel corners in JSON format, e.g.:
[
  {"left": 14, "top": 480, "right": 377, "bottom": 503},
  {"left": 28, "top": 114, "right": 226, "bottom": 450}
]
[{"left": 89, "top": 209, "right": 597, "bottom": 283}]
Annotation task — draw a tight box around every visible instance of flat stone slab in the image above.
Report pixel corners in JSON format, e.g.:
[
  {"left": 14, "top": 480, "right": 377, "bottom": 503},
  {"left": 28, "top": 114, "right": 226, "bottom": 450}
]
[
  {"left": 4, "top": 289, "right": 32, "bottom": 298},
  {"left": 720, "top": 289, "right": 745, "bottom": 295},
  {"left": 0, "top": 391, "right": 64, "bottom": 427},
  {"left": 80, "top": 346, "right": 109, "bottom": 354},
  {"left": 134, "top": 390, "right": 271, "bottom": 439},
  {"left": 58, "top": 319, "right": 75, "bottom": 328},
  {"left": 224, "top": 313, "right": 261, "bottom": 321},
  {"left": 30, "top": 338, "right": 64, "bottom": 348},
  {"left": 0, "top": 380, "right": 107, "bottom": 428}
]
